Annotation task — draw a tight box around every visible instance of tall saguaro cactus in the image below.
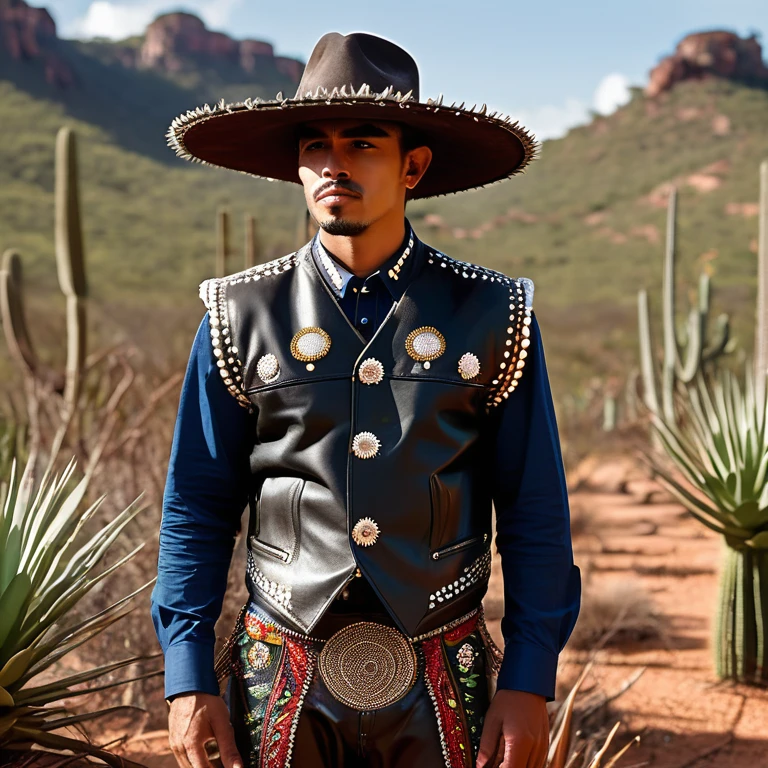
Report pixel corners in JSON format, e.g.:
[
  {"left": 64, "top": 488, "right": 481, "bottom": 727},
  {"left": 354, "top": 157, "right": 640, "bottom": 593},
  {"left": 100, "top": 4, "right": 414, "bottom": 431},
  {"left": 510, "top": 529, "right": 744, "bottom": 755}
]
[
  {"left": 55, "top": 127, "right": 88, "bottom": 411},
  {"left": 216, "top": 207, "right": 230, "bottom": 277},
  {"left": 244, "top": 214, "right": 261, "bottom": 269},
  {"left": 638, "top": 186, "right": 733, "bottom": 428},
  {"left": 756, "top": 160, "right": 768, "bottom": 406},
  {"left": 0, "top": 126, "right": 87, "bottom": 415}
]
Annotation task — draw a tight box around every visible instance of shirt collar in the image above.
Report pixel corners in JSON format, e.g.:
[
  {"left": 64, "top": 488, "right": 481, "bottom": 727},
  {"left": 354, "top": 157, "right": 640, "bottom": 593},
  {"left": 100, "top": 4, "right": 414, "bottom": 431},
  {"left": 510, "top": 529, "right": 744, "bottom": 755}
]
[{"left": 311, "top": 218, "right": 420, "bottom": 302}]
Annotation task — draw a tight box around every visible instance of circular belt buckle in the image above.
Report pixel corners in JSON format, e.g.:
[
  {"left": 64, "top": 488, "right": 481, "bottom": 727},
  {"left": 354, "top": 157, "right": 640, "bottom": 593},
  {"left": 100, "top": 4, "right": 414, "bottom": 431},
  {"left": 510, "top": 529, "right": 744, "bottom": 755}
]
[{"left": 318, "top": 621, "right": 418, "bottom": 710}]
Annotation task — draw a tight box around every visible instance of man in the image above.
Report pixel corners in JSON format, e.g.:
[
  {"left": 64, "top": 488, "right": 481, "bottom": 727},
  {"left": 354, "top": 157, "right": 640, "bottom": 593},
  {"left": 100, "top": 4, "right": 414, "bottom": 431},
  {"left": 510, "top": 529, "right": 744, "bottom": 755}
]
[{"left": 153, "top": 30, "right": 581, "bottom": 768}]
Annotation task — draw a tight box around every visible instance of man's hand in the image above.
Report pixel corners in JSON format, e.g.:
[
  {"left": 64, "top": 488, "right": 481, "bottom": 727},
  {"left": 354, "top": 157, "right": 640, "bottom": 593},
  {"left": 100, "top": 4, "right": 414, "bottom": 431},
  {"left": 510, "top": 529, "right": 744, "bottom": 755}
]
[
  {"left": 476, "top": 689, "right": 549, "bottom": 768},
  {"left": 168, "top": 692, "right": 243, "bottom": 768}
]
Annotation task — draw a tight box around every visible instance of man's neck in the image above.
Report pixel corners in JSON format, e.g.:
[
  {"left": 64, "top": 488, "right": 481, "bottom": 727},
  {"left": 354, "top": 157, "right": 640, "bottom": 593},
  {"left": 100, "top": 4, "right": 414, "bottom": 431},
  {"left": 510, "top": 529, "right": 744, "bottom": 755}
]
[{"left": 317, "top": 212, "right": 407, "bottom": 279}]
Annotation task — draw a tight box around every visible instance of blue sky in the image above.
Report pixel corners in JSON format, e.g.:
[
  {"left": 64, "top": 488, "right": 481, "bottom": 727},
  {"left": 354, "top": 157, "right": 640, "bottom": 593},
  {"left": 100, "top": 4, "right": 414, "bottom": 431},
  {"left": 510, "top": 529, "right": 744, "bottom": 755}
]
[{"left": 49, "top": 0, "right": 767, "bottom": 140}]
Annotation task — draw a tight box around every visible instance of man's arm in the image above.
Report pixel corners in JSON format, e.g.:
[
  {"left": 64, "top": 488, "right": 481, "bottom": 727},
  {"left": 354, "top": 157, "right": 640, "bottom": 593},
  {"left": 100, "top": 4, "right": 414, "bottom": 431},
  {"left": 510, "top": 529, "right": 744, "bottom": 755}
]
[
  {"left": 491, "top": 309, "right": 581, "bottom": 699},
  {"left": 150, "top": 312, "right": 255, "bottom": 700},
  {"left": 476, "top": 309, "right": 581, "bottom": 768}
]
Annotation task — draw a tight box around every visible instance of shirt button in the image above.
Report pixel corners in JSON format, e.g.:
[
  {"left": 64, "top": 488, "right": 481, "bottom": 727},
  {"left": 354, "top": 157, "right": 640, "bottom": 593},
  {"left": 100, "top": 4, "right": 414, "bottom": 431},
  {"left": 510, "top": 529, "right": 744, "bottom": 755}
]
[{"left": 360, "top": 317, "right": 368, "bottom": 324}]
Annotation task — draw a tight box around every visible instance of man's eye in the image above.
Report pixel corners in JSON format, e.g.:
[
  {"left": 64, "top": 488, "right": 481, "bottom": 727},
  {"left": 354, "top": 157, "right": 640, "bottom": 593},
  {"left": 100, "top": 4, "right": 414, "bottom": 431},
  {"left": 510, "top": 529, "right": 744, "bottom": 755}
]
[
  {"left": 304, "top": 141, "right": 324, "bottom": 151},
  {"left": 352, "top": 140, "right": 374, "bottom": 148}
]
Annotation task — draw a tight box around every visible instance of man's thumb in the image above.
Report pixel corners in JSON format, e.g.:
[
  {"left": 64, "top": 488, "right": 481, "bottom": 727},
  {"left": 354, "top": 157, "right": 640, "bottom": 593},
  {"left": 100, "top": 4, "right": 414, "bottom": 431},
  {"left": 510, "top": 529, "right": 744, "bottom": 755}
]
[{"left": 209, "top": 703, "right": 243, "bottom": 768}]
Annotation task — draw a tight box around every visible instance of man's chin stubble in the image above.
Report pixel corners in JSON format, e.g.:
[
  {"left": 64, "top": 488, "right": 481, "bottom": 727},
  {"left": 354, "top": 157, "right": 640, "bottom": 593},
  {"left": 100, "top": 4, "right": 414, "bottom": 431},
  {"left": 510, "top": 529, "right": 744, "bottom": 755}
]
[{"left": 317, "top": 215, "right": 371, "bottom": 237}]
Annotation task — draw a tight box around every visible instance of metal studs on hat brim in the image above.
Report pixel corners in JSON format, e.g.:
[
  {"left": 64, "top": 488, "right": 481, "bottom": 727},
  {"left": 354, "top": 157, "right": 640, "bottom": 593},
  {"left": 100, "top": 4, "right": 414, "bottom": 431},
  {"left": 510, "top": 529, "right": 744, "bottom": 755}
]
[{"left": 165, "top": 86, "right": 540, "bottom": 200}]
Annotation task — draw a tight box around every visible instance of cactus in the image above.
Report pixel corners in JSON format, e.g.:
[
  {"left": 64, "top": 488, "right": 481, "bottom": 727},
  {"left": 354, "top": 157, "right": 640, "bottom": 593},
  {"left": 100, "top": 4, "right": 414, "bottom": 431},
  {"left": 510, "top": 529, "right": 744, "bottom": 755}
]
[
  {"left": 714, "top": 542, "right": 768, "bottom": 684},
  {"left": 638, "top": 186, "right": 734, "bottom": 429},
  {"left": 55, "top": 127, "right": 87, "bottom": 413},
  {"left": 756, "top": 160, "right": 768, "bottom": 406},
  {"left": 244, "top": 214, "right": 261, "bottom": 269},
  {"left": 602, "top": 395, "right": 616, "bottom": 431},
  {"left": 643, "top": 361, "right": 768, "bottom": 685},
  {"left": 216, "top": 207, "right": 230, "bottom": 277},
  {"left": 0, "top": 127, "right": 86, "bottom": 410}
]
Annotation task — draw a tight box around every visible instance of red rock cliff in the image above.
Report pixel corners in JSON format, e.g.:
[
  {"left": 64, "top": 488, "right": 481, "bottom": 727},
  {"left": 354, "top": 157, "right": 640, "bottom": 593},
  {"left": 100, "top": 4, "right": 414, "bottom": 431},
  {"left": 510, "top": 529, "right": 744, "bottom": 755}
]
[
  {"left": 139, "top": 12, "right": 302, "bottom": 82},
  {"left": 0, "top": 0, "right": 74, "bottom": 86},
  {"left": 647, "top": 30, "right": 768, "bottom": 97}
]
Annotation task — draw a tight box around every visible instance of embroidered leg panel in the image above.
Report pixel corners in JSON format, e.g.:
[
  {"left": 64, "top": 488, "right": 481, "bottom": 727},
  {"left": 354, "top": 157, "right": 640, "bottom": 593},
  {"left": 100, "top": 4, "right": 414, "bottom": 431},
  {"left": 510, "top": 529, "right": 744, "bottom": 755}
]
[
  {"left": 422, "top": 631, "right": 473, "bottom": 768},
  {"left": 443, "top": 616, "right": 493, "bottom": 761},
  {"left": 260, "top": 634, "right": 316, "bottom": 768}
]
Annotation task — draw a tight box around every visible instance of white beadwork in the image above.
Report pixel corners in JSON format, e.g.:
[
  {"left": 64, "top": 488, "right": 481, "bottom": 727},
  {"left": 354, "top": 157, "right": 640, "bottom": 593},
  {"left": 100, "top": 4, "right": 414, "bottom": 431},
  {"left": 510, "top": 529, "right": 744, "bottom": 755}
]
[
  {"left": 246, "top": 552, "right": 293, "bottom": 610},
  {"left": 458, "top": 352, "right": 481, "bottom": 380},
  {"left": 291, "top": 326, "right": 332, "bottom": 362},
  {"left": 352, "top": 431, "right": 381, "bottom": 459},
  {"left": 405, "top": 325, "right": 446, "bottom": 362},
  {"left": 413, "top": 331, "right": 441, "bottom": 357},
  {"left": 425, "top": 250, "right": 534, "bottom": 408},
  {"left": 315, "top": 239, "right": 345, "bottom": 292},
  {"left": 257, "top": 353, "right": 280, "bottom": 383},
  {"left": 359, "top": 357, "right": 385, "bottom": 385},
  {"left": 199, "top": 249, "right": 302, "bottom": 410},
  {"left": 426, "top": 549, "right": 492, "bottom": 613},
  {"left": 297, "top": 332, "right": 327, "bottom": 357}
]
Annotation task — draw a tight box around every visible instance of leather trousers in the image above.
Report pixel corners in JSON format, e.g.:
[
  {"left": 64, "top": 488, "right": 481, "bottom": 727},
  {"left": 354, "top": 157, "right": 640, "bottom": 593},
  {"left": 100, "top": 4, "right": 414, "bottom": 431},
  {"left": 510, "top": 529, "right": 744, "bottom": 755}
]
[{"left": 223, "top": 581, "right": 500, "bottom": 768}]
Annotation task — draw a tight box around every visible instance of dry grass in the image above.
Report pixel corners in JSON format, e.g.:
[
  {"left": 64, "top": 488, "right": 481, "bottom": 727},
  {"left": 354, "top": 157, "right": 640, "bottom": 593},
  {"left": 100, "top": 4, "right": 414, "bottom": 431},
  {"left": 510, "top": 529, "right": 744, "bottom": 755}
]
[{"left": 567, "top": 576, "right": 666, "bottom": 651}]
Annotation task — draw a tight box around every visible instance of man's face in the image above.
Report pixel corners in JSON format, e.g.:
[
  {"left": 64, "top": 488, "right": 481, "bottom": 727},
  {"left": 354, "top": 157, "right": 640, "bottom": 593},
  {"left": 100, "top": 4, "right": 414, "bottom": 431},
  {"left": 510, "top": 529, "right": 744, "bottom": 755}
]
[{"left": 297, "top": 118, "right": 418, "bottom": 236}]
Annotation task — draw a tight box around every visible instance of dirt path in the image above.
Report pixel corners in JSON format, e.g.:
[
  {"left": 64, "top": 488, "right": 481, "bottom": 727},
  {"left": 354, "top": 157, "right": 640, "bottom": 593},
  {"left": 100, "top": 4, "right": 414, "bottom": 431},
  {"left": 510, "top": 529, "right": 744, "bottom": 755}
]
[{"left": 542, "top": 486, "right": 768, "bottom": 767}]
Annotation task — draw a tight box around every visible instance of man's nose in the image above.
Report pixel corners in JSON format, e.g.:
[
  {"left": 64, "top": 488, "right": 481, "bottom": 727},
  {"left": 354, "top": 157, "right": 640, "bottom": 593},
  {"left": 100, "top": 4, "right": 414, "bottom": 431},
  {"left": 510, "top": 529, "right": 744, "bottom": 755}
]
[{"left": 321, "top": 149, "right": 351, "bottom": 179}]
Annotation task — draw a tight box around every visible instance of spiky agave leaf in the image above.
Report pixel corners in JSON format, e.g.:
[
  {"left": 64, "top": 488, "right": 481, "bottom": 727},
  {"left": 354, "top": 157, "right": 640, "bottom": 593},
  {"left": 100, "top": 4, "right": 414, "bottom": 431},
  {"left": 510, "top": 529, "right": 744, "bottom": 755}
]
[
  {"left": 0, "top": 448, "right": 160, "bottom": 764},
  {"left": 644, "top": 362, "right": 768, "bottom": 541}
]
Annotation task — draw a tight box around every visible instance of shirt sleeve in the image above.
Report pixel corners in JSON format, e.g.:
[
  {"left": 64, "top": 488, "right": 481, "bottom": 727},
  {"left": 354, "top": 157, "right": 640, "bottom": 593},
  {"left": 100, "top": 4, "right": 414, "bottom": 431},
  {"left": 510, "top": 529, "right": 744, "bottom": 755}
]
[
  {"left": 150, "top": 312, "right": 256, "bottom": 700},
  {"left": 490, "top": 309, "right": 582, "bottom": 701}
]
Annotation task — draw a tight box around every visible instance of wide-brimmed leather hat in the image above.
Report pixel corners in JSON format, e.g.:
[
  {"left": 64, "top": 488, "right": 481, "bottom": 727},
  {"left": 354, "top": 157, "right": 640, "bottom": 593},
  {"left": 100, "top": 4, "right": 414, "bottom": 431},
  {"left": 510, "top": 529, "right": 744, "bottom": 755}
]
[{"left": 166, "top": 31, "right": 539, "bottom": 199}]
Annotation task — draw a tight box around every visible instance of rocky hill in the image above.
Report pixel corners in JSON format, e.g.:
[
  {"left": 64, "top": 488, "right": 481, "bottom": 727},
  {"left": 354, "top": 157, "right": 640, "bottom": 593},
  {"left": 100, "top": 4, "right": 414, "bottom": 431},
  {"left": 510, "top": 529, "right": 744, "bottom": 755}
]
[
  {"left": 0, "top": 18, "right": 766, "bottom": 393},
  {"left": 0, "top": 0, "right": 303, "bottom": 92},
  {"left": 646, "top": 30, "right": 768, "bottom": 97}
]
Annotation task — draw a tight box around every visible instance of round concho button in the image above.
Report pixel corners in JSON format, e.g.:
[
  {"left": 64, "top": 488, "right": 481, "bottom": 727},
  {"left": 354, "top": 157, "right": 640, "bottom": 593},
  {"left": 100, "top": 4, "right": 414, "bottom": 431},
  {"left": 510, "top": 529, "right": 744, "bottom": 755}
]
[
  {"left": 352, "top": 517, "right": 380, "bottom": 547},
  {"left": 458, "top": 351, "right": 481, "bottom": 380},
  {"left": 318, "top": 622, "right": 418, "bottom": 710},
  {"left": 290, "top": 327, "right": 331, "bottom": 362},
  {"left": 405, "top": 326, "right": 446, "bottom": 362},
  {"left": 256, "top": 353, "right": 280, "bottom": 383},
  {"left": 352, "top": 431, "right": 380, "bottom": 459},
  {"left": 358, "top": 357, "right": 384, "bottom": 385}
]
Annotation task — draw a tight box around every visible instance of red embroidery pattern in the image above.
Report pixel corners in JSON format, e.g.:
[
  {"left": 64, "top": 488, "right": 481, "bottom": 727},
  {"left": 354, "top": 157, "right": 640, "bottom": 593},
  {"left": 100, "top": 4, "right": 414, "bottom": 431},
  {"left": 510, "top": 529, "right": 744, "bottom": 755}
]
[
  {"left": 422, "top": 633, "right": 472, "bottom": 768},
  {"left": 444, "top": 613, "right": 480, "bottom": 643},
  {"left": 260, "top": 635, "right": 314, "bottom": 768}
]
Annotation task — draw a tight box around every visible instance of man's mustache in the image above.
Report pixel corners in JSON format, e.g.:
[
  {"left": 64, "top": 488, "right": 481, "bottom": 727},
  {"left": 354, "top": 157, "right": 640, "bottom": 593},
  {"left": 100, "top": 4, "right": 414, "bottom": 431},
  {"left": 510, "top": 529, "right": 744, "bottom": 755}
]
[{"left": 314, "top": 180, "right": 363, "bottom": 200}]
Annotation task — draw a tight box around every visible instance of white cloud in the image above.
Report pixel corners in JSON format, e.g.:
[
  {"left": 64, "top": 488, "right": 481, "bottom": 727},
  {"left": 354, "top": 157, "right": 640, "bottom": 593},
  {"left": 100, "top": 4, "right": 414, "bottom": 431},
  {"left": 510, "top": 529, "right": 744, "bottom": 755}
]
[
  {"left": 504, "top": 72, "right": 633, "bottom": 142},
  {"left": 62, "top": 0, "right": 243, "bottom": 41},
  {"left": 593, "top": 73, "right": 632, "bottom": 116}
]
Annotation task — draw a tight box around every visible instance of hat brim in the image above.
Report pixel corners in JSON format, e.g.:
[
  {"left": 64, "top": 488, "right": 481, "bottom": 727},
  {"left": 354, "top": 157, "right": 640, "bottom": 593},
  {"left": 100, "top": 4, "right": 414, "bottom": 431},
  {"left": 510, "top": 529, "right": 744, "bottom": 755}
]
[{"left": 167, "top": 89, "right": 539, "bottom": 199}]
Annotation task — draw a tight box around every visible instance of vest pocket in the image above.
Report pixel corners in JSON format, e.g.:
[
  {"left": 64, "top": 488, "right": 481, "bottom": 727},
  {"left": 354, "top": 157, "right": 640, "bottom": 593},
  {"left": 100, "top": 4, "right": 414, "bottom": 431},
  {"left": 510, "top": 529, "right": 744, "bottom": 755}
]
[
  {"left": 431, "top": 533, "right": 486, "bottom": 561},
  {"left": 251, "top": 476, "right": 304, "bottom": 563},
  {"left": 429, "top": 472, "right": 486, "bottom": 558}
]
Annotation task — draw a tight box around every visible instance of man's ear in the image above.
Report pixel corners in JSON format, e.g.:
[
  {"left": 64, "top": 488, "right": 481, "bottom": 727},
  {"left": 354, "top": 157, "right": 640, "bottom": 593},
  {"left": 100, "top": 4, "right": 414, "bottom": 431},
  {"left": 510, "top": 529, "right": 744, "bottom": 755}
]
[{"left": 403, "top": 146, "right": 433, "bottom": 192}]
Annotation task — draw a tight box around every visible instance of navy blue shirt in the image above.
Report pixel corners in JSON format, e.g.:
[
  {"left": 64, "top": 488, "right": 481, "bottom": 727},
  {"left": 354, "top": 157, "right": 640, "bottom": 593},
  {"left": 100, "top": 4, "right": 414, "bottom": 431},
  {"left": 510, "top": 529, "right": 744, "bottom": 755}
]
[{"left": 151, "top": 223, "right": 581, "bottom": 702}]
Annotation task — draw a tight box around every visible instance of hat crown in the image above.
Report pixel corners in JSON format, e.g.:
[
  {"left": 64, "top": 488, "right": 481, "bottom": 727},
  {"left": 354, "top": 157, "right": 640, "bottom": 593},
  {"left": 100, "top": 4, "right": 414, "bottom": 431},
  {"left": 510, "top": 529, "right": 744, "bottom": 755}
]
[{"left": 295, "top": 32, "right": 420, "bottom": 100}]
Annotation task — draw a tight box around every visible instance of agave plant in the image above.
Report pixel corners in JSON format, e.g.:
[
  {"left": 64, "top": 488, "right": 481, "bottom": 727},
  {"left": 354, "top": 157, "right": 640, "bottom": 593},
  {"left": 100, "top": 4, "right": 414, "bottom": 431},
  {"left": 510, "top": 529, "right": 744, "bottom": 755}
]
[
  {"left": 640, "top": 361, "right": 768, "bottom": 684},
  {"left": 547, "top": 660, "right": 640, "bottom": 768},
  {"left": 0, "top": 447, "right": 159, "bottom": 766}
]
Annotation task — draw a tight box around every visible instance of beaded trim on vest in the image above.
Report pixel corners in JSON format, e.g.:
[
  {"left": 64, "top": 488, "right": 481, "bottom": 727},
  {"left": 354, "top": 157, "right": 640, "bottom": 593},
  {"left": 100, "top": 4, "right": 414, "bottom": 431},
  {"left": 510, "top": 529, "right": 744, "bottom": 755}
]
[
  {"left": 424, "top": 249, "right": 534, "bottom": 408},
  {"left": 199, "top": 249, "right": 304, "bottom": 412}
]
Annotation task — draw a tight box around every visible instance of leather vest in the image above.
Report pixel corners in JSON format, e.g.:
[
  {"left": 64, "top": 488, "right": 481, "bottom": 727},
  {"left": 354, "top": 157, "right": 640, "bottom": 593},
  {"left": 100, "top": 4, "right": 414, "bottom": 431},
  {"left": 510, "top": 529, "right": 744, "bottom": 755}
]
[{"left": 199, "top": 233, "right": 534, "bottom": 638}]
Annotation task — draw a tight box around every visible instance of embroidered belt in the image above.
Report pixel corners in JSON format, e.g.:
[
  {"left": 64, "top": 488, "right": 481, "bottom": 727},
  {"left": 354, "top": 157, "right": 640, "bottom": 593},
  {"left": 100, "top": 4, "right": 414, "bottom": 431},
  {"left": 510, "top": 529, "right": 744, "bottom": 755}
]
[{"left": 217, "top": 602, "right": 504, "bottom": 768}]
